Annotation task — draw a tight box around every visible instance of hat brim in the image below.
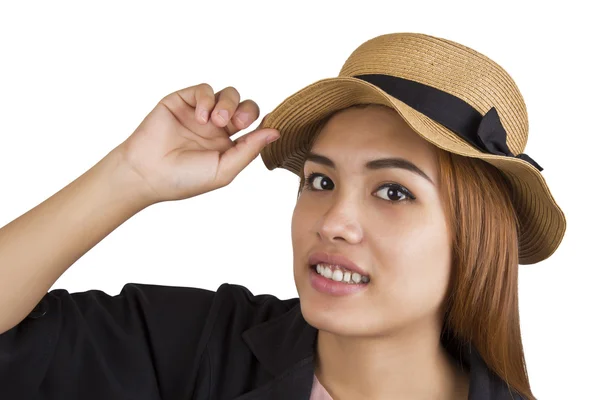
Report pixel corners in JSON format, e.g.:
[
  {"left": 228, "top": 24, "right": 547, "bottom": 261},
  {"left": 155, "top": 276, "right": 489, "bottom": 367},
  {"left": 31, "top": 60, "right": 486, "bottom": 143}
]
[{"left": 259, "top": 77, "right": 566, "bottom": 265}]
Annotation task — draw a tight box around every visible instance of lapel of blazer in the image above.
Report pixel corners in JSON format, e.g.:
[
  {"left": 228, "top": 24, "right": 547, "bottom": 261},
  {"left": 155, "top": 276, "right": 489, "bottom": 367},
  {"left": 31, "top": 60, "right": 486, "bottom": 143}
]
[
  {"left": 234, "top": 303, "right": 318, "bottom": 400},
  {"left": 235, "top": 302, "right": 522, "bottom": 400}
]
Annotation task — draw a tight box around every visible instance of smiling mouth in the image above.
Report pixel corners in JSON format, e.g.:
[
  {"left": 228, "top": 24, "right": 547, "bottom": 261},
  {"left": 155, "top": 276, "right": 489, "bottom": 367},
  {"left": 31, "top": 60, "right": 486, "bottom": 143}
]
[{"left": 310, "top": 263, "right": 370, "bottom": 284}]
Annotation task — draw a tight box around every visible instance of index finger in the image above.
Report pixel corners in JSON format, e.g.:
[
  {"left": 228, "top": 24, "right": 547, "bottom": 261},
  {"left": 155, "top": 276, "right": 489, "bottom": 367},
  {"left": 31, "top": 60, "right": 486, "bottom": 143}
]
[
  {"left": 161, "top": 83, "right": 216, "bottom": 123},
  {"left": 172, "top": 83, "right": 215, "bottom": 107}
]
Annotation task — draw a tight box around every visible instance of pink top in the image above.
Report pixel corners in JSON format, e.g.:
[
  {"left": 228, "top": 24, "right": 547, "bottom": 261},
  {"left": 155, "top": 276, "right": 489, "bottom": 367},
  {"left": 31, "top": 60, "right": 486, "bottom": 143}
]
[{"left": 309, "top": 374, "right": 334, "bottom": 400}]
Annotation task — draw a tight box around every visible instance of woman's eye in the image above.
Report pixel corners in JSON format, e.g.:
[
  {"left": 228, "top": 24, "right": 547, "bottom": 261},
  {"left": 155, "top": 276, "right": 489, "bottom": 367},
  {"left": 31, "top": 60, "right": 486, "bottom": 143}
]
[
  {"left": 304, "top": 172, "right": 415, "bottom": 203},
  {"left": 306, "top": 173, "right": 334, "bottom": 191},
  {"left": 374, "top": 185, "right": 411, "bottom": 202}
]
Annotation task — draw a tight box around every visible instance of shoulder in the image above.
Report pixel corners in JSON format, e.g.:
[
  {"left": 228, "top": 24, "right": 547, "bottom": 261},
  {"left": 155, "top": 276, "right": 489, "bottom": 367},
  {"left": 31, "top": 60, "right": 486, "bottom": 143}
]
[
  {"left": 80, "top": 282, "right": 301, "bottom": 338},
  {"left": 41, "top": 281, "right": 297, "bottom": 320}
]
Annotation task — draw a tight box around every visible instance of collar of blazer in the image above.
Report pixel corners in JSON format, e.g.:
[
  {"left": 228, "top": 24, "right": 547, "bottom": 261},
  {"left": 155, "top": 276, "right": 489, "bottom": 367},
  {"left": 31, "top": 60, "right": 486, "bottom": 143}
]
[{"left": 236, "top": 302, "right": 524, "bottom": 400}]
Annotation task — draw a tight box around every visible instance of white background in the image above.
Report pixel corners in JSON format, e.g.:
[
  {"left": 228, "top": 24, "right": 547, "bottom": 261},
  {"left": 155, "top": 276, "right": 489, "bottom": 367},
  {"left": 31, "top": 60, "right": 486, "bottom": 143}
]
[{"left": 1, "top": 1, "right": 598, "bottom": 398}]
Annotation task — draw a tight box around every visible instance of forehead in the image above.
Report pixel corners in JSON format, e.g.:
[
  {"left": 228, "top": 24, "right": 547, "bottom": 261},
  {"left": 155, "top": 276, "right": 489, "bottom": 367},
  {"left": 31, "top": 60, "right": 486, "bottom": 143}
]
[{"left": 307, "top": 105, "right": 440, "bottom": 182}]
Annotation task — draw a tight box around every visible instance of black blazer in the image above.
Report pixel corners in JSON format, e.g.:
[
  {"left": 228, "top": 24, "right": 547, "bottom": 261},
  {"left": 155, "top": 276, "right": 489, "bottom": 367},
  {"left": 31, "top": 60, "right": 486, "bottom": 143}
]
[{"left": 0, "top": 283, "right": 524, "bottom": 399}]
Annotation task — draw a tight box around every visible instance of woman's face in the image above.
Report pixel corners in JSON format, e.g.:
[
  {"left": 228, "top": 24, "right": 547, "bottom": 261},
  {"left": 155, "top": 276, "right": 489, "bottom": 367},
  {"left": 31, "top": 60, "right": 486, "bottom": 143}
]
[{"left": 292, "top": 104, "right": 453, "bottom": 337}]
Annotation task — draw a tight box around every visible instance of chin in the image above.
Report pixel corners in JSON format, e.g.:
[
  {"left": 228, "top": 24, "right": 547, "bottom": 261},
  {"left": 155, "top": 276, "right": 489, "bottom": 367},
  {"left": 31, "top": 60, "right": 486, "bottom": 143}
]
[
  {"left": 294, "top": 270, "right": 383, "bottom": 336},
  {"left": 298, "top": 292, "right": 376, "bottom": 337}
]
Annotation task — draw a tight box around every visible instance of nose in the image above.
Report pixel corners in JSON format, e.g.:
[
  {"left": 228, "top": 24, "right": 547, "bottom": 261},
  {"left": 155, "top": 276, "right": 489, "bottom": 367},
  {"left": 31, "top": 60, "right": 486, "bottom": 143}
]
[{"left": 316, "top": 195, "right": 363, "bottom": 244}]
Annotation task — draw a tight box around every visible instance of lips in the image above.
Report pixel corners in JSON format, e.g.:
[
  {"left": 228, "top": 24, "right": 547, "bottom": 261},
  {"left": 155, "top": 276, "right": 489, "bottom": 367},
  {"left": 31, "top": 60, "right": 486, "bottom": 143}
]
[{"left": 307, "top": 251, "right": 370, "bottom": 277}]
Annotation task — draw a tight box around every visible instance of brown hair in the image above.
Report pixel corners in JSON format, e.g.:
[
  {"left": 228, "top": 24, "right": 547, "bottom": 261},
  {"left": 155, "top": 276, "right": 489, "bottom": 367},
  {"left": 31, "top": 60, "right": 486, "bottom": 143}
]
[{"left": 297, "top": 104, "right": 534, "bottom": 399}]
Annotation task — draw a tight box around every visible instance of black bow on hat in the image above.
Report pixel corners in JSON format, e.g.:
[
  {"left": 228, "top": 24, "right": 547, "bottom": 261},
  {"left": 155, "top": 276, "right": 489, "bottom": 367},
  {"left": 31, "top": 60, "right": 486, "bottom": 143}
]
[{"left": 355, "top": 74, "right": 543, "bottom": 172}]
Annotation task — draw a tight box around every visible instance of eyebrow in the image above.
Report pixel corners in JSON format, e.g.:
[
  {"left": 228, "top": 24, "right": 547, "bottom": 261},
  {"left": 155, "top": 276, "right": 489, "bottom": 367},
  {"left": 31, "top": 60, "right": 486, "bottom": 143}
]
[{"left": 304, "top": 152, "right": 434, "bottom": 185}]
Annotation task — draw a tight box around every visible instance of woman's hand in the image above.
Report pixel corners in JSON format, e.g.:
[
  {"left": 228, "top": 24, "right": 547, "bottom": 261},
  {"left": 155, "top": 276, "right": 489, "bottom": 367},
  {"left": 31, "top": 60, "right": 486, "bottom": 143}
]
[{"left": 116, "top": 83, "right": 280, "bottom": 205}]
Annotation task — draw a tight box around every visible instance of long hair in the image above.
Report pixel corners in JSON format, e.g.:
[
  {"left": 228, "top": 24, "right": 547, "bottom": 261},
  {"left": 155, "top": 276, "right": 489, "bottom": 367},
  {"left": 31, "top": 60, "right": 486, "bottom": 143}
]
[
  {"left": 436, "top": 147, "right": 533, "bottom": 399},
  {"left": 296, "top": 104, "right": 534, "bottom": 399}
]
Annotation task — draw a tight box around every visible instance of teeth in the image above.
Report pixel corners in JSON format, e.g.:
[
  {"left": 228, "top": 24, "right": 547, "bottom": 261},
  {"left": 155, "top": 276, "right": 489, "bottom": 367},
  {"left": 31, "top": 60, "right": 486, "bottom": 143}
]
[
  {"left": 315, "top": 263, "right": 370, "bottom": 284},
  {"left": 332, "top": 270, "right": 343, "bottom": 282},
  {"left": 343, "top": 271, "right": 351, "bottom": 283}
]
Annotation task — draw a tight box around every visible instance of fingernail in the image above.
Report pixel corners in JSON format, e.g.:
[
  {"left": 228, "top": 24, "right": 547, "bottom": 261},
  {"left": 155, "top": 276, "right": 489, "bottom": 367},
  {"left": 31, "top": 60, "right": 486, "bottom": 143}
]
[
  {"left": 235, "top": 112, "right": 248, "bottom": 124},
  {"left": 199, "top": 110, "right": 209, "bottom": 123},
  {"left": 217, "top": 109, "right": 229, "bottom": 123}
]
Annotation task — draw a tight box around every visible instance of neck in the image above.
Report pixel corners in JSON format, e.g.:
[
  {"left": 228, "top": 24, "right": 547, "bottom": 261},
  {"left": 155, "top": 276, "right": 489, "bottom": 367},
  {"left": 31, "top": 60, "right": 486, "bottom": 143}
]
[{"left": 314, "top": 319, "right": 470, "bottom": 400}]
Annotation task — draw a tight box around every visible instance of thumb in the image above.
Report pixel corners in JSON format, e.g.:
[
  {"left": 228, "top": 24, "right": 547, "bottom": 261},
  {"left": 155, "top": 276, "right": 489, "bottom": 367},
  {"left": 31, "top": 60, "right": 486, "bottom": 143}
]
[{"left": 215, "top": 128, "right": 280, "bottom": 184}]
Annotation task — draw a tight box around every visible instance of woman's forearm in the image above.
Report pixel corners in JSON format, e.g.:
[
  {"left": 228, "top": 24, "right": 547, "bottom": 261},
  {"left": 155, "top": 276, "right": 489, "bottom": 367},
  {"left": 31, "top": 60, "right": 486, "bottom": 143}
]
[{"left": 0, "top": 147, "right": 151, "bottom": 334}]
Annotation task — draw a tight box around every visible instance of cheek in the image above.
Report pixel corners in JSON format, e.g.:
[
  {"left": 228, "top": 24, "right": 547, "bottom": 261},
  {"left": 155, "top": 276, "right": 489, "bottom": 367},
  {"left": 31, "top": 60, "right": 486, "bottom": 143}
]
[
  {"left": 291, "top": 195, "right": 320, "bottom": 241},
  {"left": 377, "top": 210, "right": 452, "bottom": 309},
  {"left": 291, "top": 202, "right": 310, "bottom": 248},
  {"left": 291, "top": 202, "right": 313, "bottom": 276}
]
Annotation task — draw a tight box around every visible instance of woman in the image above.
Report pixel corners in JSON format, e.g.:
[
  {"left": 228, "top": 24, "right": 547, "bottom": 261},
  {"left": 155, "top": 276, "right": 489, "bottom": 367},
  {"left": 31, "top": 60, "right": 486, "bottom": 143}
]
[{"left": 0, "top": 33, "right": 566, "bottom": 399}]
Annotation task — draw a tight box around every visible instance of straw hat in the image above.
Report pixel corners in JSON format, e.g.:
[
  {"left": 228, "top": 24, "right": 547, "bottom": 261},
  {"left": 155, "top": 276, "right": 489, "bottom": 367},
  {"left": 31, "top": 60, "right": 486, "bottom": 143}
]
[{"left": 259, "top": 32, "right": 566, "bottom": 265}]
